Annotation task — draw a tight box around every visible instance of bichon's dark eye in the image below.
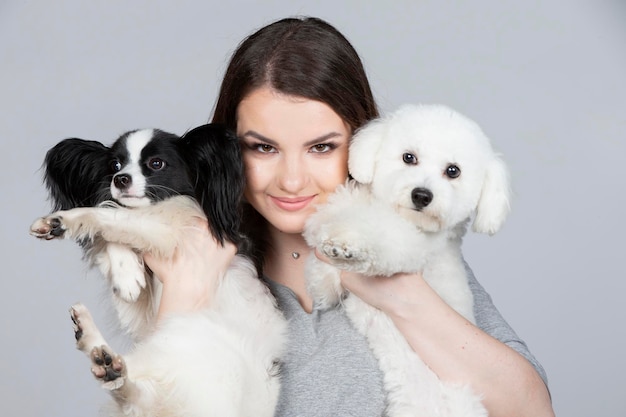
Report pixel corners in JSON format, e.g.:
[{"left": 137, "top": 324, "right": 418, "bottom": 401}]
[
  {"left": 445, "top": 164, "right": 461, "bottom": 178},
  {"left": 148, "top": 158, "right": 166, "bottom": 171},
  {"left": 110, "top": 160, "right": 122, "bottom": 172},
  {"left": 402, "top": 153, "right": 418, "bottom": 165}
]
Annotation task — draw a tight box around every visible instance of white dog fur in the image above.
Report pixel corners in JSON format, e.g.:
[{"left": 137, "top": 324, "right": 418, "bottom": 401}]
[
  {"left": 31, "top": 196, "right": 286, "bottom": 417},
  {"left": 303, "top": 103, "right": 512, "bottom": 416}
]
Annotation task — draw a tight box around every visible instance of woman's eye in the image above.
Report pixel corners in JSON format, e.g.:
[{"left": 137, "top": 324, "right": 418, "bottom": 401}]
[
  {"left": 310, "top": 143, "right": 334, "bottom": 153},
  {"left": 111, "top": 160, "right": 122, "bottom": 172},
  {"left": 148, "top": 158, "right": 166, "bottom": 170},
  {"left": 402, "top": 153, "right": 417, "bottom": 165},
  {"left": 255, "top": 144, "right": 276, "bottom": 153},
  {"left": 446, "top": 164, "right": 461, "bottom": 178}
]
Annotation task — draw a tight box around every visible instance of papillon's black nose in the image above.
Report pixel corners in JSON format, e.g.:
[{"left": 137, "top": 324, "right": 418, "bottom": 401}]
[
  {"left": 113, "top": 174, "right": 132, "bottom": 190},
  {"left": 411, "top": 187, "right": 433, "bottom": 210}
]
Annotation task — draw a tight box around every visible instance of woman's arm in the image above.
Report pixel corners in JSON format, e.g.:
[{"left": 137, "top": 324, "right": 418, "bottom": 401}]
[
  {"left": 339, "top": 268, "right": 554, "bottom": 417},
  {"left": 144, "top": 219, "right": 237, "bottom": 320}
]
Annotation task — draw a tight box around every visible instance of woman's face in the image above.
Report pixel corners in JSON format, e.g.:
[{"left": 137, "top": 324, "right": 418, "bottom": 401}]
[{"left": 237, "top": 87, "right": 351, "bottom": 235}]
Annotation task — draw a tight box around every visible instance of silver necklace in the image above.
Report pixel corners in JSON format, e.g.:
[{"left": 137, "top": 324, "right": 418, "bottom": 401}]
[{"left": 291, "top": 252, "right": 300, "bottom": 259}]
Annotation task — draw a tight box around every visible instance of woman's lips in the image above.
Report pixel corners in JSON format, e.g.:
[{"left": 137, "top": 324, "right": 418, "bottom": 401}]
[{"left": 271, "top": 196, "right": 315, "bottom": 211}]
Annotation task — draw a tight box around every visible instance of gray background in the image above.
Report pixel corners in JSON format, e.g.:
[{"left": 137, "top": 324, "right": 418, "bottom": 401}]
[{"left": 1, "top": 1, "right": 624, "bottom": 416}]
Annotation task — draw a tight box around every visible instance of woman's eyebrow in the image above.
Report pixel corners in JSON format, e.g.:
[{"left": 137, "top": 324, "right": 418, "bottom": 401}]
[
  {"left": 239, "top": 130, "right": 275, "bottom": 144},
  {"left": 239, "top": 130, "right": 343, "bottom": 146},
  {"left": 302, "top": 132, "right": 343, "bottom": 147}
]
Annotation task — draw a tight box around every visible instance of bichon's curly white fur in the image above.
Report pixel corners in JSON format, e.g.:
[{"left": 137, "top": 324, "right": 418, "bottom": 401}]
[{"left": 304, "top": 104, "right": 512, "bottom": 417}]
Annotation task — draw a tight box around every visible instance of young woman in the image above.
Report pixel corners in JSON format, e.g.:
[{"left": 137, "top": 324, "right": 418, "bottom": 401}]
[{"left": 146, "top": 16, "right": 554, "bottom": 417}]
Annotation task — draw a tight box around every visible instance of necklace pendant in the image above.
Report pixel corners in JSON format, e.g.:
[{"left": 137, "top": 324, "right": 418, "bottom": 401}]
[{"left": 291, "top": 252, "right": 300, "bottom": 259}]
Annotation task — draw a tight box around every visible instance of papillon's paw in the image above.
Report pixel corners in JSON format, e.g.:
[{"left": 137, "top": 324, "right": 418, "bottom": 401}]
[
  {"left": 111, "top": 264, "right": 146, "bottom": 303},
  {"left": 89, "top": 345, "right": 126, "bottom": 390},
  {"left": 29, "top": 216, "right": 66, "bottom": 240}
]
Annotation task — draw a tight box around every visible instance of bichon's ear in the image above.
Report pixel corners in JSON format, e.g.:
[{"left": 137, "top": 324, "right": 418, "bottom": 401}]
[
  {"left": 472, "top": 155, "right": 512, "bottom": 235},
  {"left": 348, "top": 119, "right": 387, "bottom": 184}
]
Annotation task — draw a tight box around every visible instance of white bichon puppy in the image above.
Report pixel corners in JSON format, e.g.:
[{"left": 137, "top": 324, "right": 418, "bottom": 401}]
[{"left": 303, "top": 104, "right": 512, "bottom": 417}]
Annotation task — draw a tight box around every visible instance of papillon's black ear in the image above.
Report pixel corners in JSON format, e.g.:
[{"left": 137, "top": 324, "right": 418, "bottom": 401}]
[
  {"left": 43, "top": 138, "right": 113, "bottom": 211},
  {"left": 179, "top": 124, "right": 244, "bottom": 246}
]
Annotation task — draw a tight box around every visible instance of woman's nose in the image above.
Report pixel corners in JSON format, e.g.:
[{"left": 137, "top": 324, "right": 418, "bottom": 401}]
[{"left": 277, "top": 155, "right": 307, "bottom": 193}]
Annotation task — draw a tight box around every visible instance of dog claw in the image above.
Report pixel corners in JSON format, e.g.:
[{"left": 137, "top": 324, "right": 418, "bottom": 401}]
[{"left": 69, "top": 306, "right": 83, "bottom": 341}]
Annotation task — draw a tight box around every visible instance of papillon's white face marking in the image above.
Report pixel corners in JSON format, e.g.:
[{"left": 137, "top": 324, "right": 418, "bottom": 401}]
[{"left": 111, "top": 129, "right": 154, "bottom": 207}]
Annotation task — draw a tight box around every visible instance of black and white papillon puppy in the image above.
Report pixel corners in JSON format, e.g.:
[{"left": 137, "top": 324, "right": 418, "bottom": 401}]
[{"left": 30, "top": 125, "right": 286, "bottom": 417}]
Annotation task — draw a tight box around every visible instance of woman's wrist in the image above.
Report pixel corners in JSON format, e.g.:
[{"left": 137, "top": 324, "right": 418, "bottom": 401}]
[
  {"left": 156, "top": 276, "right": 217, "bottom": 319},
  {"left": 144, "top": 227, "right": 237, "bottom": 320}
]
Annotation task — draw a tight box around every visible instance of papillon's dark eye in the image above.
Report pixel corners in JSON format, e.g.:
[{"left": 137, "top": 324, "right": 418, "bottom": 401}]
[
  {"left": 111, "top": 160, "right": 122, "bottom": 172},
  {"left": 446, "top": 164, "right": 461, "bottom": 178},
  {"left": 148, "top": 158, "right": 166, "bottom": 171},
  {"left": 402, "top": 153, "right": 418, "bottom": 165}
]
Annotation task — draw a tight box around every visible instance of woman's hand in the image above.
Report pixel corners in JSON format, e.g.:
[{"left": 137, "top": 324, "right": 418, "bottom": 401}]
[
  {"left": 314, "top": 248, "right": 429, "bottom": 318},
  {"left": 144, "top": 218, "right": 237, "bottom": 320}
]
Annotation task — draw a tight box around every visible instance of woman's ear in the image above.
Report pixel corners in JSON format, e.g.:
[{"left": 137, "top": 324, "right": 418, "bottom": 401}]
[
  {"left": 348, "top": 119, "right": 386, "bottom": 184},
  {"left": 472, "top": 155, "right": 512, "bottom": 235}
]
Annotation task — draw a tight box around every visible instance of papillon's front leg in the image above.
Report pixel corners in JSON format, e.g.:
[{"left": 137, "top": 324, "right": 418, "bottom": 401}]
[
  {"left": 30, "top": 206, "right": 117, "bottom": 242},
  {"left": 30, "top": 204, "right": 174, "bottom": 256}
]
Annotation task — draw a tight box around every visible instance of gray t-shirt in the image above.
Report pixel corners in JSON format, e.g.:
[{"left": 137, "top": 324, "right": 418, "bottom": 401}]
[{"left": 266, "top": 264, "right": 548, "bottom": 417}]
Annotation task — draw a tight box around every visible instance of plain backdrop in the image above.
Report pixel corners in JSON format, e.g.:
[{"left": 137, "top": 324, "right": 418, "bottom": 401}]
[{"left": 2, "top": 1, "right": 624, "bottom": 416}]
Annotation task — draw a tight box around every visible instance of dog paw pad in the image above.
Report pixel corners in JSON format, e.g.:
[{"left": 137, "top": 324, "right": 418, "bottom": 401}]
[
  {"left": 321, "top": 241, "right": 367, "bottom": 262},
  {"left": 30, "top": 216, "right": 66, "bottom": 240},
  {"left": 90, "top": 345, "right": 126, "bottom": 388}
]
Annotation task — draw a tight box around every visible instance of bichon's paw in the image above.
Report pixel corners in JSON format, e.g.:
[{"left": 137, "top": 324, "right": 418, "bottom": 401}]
[
  {"left": 89, "top": 345, "right": 126, "bottom": 390},
  {"left": 320, "top": 240, "right": 373, "bottom": 273},
  {"left": 30, "top": 216, "right": 66, "bottom": 240},
  {"left": 321, "top": 240, "right": 368, "bottom": 261}
]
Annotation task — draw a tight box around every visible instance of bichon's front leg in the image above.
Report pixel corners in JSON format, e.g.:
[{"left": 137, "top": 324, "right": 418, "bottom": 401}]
[
  {"left": 306, "top": 191, "right": 433, "bottom": 275},
  {"left": 70, "top": 303, "right": 126, "bottom": 390},
  {"left": 307, "top": 202, "right": 444, "bottom": 276}
]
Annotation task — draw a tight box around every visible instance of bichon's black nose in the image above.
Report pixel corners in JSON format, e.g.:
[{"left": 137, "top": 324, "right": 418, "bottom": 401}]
[
  {"left": 113, "top": 174, "right": 132, "bottom": 190},
  {"left": 411, "top": 187, "right": 433, "bottom": 210}
]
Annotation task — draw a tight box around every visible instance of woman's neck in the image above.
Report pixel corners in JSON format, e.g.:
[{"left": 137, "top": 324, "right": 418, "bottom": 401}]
[{"left": 263, "top": 226, "right": 314, "bottom": 312}]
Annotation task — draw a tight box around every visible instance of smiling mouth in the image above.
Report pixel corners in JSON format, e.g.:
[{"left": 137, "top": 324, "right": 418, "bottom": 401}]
[{"left": 271, "top": 196, "right": 315, "bottom": 211}]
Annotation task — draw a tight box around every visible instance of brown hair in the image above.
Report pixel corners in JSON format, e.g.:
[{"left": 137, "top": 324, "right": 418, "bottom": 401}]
[
  {"left": 212, "top": 16, "right": 379, "bottom": 130},
  {"left": 211, "top": 16, "right": 379, "bottom": 272}
]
